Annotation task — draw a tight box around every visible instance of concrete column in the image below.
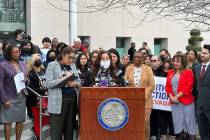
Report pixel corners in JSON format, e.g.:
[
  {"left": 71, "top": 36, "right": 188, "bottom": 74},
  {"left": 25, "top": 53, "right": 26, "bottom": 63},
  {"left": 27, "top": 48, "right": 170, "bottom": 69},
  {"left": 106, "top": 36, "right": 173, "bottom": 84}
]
[{"left": 69, "top": 0, "right": 77, "bottom": 46}]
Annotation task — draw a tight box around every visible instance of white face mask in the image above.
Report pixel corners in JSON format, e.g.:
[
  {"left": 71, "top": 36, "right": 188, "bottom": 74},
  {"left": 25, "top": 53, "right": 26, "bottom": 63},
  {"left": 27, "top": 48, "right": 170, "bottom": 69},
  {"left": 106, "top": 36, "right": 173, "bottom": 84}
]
[{"left": 100, "top": 60, "right": 111, "bottom": 69}]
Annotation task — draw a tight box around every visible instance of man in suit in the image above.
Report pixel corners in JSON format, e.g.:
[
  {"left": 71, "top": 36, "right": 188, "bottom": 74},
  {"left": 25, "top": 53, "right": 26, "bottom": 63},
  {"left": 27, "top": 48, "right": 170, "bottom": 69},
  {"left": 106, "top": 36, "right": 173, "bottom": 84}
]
[{"left": 193, "top": 44, "right": 210, "bottom": 140}]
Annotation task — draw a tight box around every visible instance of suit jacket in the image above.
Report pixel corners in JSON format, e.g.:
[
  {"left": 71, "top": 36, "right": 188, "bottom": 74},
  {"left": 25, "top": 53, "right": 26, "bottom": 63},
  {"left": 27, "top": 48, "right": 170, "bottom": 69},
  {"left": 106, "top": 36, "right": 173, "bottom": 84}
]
[
  {"left": 193, "top": 63, "right": 210, "bottom": 110},
  {"left": 165, "top": 69, "right": 194, "bottom": 105},
  {"left": 0, "top": 61, "right": 28, "bottom": 103},
  {"left": 124, "top": 64, "right": 155, "bottom": 108},
  {"left": 46, "top": 60, "right": 81, "bottom": 114}
]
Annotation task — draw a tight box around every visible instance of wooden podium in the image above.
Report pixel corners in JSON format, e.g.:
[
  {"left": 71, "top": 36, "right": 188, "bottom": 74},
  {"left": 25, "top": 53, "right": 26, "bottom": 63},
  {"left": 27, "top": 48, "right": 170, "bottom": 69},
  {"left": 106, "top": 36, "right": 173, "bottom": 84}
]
[{"left": 79, "top": 87, "right": 145, "bottom": 140}]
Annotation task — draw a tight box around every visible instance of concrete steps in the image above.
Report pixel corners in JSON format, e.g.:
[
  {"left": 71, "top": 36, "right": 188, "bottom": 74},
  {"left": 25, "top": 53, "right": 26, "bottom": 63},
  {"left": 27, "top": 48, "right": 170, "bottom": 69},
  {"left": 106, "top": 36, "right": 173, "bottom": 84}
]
[{"left": 0, "top": 119, "right": 50, "bottom": 140}]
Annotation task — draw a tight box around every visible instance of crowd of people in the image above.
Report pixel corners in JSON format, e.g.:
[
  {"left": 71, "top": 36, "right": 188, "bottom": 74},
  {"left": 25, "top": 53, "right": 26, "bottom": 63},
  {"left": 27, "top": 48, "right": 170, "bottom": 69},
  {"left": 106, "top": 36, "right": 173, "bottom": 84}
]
[{"left": 0, "top": 29, "right": 210, "bottom": 140}]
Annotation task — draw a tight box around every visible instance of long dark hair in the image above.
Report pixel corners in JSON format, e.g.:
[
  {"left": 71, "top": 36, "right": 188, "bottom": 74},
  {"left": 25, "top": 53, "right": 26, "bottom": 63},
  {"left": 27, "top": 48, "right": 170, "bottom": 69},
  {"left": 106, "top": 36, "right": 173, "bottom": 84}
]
[
  {"left": 76, "top": 53, "right": 89, "bottom": 71},
  {"left": 92, "top": 51, "right": 116, "bottom": 79},
  {"left": 46, "top": 49, "right": 56, "bottom": 62},
  {"left": 164, "top": 60, "right": 173, "bottom": 69},
  {"left": 19, "top": 39, "right": 34, "bottom": 55},
  {"left": 56, "top": 42, "right": 68, "bottom": 60},
  {"left": 108, "top": 48, "right": 121, "bottom": 69}
]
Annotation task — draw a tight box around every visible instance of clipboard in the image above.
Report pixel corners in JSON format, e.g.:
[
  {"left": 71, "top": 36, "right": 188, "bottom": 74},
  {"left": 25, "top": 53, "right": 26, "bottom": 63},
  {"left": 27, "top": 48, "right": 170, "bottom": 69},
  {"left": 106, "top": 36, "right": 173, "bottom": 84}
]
[{"left": 54, "top": 74, "right": 78, "bottom": 88}]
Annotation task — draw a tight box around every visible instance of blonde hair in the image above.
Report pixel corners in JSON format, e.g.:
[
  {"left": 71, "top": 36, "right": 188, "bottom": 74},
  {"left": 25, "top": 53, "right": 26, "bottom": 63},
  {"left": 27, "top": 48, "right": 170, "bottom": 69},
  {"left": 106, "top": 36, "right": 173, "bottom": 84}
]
[{"left": 28, "top": 53, "right": 43, "bottom": 71}]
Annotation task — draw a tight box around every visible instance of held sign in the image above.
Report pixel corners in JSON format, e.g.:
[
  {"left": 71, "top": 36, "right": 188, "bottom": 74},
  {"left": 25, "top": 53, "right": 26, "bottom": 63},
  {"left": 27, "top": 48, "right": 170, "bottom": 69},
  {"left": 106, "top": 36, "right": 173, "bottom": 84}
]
[{"left": 152, "top": 77, "right": 171, "bottom": 111}]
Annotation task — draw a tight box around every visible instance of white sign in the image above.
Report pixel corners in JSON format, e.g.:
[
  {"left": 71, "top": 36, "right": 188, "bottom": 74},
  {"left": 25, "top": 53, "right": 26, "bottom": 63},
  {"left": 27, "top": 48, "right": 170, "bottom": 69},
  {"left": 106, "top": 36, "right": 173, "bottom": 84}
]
[
  {"left": 14, "top": 72, "right": 26, "bottom": 93},
  {"left": 152, "top": 77, "right": 171, "bottom": 111},
  {"left": 41, "top": 49, "right": 50, "bottom": 62}
]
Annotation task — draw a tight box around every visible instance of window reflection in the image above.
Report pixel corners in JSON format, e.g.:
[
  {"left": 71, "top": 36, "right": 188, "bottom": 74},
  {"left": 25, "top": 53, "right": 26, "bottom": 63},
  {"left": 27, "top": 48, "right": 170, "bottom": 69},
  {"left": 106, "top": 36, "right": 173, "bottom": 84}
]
[{"left": 0, "top": 0, "right": 25, "bottom": 31}]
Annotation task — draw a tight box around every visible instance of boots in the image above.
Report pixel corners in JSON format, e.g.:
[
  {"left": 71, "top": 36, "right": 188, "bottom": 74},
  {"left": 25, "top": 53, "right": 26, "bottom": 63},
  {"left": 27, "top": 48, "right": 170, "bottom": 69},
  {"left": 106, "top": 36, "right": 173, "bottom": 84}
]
[{"left": 160, "top": 135, "right": 167, "bottom": 140}]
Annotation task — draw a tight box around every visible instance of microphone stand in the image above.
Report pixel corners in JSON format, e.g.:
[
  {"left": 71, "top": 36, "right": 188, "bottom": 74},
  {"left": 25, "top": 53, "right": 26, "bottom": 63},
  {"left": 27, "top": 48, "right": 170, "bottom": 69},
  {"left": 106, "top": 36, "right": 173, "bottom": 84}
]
[{"left": 107, "top": 69, "right": 111, "bottom": 87}]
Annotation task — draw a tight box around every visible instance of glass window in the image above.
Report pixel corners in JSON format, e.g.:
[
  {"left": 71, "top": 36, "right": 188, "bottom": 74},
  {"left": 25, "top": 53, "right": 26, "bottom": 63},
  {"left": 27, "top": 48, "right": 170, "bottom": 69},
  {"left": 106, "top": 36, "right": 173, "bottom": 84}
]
[
  {"left": 0, "top": 0, "right": 26, "bottom": 32},
  {"left": 116, "top": 37, "right": 131, "bottom": 56}
]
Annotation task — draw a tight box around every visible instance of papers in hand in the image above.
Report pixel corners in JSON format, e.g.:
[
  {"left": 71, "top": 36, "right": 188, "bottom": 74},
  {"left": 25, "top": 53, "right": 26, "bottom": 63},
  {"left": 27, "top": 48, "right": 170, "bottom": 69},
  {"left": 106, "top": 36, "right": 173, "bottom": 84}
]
[
  {"left": 54, "top": 73, "right": 78, "bottom": 88},
  {"left": 14, "top": 72, "right": 26, "bottom": 93}
]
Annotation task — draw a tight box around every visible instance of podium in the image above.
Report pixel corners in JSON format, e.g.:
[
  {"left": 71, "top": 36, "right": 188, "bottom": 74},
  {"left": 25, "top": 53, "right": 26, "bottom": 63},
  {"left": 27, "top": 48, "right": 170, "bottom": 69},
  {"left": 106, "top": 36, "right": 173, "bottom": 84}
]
[{"left": 79, "top": 87, "right": 145, "bottom": 140}]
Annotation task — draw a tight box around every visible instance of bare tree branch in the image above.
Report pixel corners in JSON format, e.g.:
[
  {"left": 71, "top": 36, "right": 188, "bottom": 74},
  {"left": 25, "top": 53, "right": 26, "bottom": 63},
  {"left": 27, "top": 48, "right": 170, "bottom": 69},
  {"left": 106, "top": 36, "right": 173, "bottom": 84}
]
[{"left": 88, "top": 0, "right": 210, "bottom": 31}]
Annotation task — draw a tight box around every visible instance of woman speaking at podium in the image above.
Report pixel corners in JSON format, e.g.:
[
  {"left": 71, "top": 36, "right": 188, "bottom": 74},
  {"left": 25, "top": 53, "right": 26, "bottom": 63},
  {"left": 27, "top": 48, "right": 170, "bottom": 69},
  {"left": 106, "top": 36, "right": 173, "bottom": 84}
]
[
  {"left": 124, "top": 51, "right": 155, "bottom": 140},
  {"left": 92, "top": 51, "right": 126, "bottom": 87}
]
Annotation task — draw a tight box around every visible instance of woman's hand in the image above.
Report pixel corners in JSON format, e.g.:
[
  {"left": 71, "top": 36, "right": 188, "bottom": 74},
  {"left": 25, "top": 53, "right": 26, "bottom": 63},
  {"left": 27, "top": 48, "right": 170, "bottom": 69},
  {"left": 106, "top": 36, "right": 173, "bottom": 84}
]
[
  {"left": 65, "top": 72, "right": 73, "bottom": 77},
  {"left": 67, "top": 81, "right": 78, "bottom": 88},
  {"left": 173, "top": 96, "right": 179, "bottom": 103},
  {"left": 93, "top": 84, "right": 99, "bottom": 87},
  {"left": 21, "top": 74, "right": 29, "bottom": 85},
  {"left": 169, "top": 94, "right": 179, "bottom": 104},
  {"left": 45, "top": 91, "right": 48, "bottom": 96},
  {"left": 21, "top": 77, "right": 28, "bottom": 83},
  {"left": 4, "top": 101, "right": 11, "bottom": 108}
]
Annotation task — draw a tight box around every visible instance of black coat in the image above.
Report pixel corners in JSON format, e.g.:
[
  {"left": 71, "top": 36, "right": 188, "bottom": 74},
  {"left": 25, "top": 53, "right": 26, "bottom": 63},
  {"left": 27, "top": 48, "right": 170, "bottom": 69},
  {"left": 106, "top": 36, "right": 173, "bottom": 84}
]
[
  {"left": 79, "top": 68, "right": 93, "bottom": 87},
  {"left": 28, "top": 69, "right": 47, "bottom": 106}
]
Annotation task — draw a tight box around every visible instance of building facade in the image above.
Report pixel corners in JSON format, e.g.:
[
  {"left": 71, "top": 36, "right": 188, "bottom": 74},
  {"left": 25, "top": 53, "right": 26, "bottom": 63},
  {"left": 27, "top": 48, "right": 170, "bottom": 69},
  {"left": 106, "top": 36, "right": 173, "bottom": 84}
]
[{"left": 0, "top": 0, "right": 210, "bottom": 55}]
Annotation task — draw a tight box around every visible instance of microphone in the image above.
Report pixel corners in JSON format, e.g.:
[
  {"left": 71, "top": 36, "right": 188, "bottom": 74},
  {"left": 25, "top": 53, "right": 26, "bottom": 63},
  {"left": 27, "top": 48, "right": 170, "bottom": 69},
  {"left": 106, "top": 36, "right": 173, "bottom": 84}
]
[
  {"left": 116, "top": 69, "right": 123, "bottom": 77},
  {"left": 97, "top": 66, "right": 104, "bottom": 78},
  {"left": 116, "top": 69, "right": 130, "bottom": 86},
  {"left": 124, "top": 79, "right": 130, "bottom": 86}
]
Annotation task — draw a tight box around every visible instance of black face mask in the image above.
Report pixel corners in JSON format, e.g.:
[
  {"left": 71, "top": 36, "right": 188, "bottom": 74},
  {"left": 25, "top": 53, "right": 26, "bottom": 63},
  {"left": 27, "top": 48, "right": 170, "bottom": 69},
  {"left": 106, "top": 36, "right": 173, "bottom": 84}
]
[
  {"left": 49, "top": 55, "right": 56, "bottom": 61},
  {"left": 23, "top": 48, "right": 31, "bottom": 53},
  {"left": 160, "top": 55, "right": 166, "bottom": 63},
  {"left": 34, "top": 59, "right": 42, "bottom": 67}
]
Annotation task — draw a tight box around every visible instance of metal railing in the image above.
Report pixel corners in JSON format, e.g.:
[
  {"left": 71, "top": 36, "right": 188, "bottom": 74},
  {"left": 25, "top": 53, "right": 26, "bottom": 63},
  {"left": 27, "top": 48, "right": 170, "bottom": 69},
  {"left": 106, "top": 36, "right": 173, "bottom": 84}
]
[{"left": 26, "top": 86, "right": 48, "bottom": 140}]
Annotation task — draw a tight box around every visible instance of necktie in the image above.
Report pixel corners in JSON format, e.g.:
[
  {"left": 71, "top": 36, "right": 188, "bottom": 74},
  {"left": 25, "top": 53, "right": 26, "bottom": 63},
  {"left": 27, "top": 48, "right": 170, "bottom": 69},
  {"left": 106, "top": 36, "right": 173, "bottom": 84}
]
[{"left": 200, "top": 65, "right": 206, "bottom": 80}]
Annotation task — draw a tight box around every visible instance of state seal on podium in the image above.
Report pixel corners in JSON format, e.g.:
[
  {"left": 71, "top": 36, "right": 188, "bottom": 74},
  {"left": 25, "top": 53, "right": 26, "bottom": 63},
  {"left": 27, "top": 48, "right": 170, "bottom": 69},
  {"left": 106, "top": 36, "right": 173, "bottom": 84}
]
[{"left": 97, "top": 98, "right": 129, "bottom": 131}]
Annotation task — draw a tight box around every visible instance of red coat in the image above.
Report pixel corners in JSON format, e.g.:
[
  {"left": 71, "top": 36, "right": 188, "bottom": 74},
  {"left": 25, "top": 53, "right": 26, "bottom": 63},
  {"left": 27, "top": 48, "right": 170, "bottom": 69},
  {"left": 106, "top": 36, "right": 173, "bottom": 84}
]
[{"left": 165, "top": 69, "right": 194, "bottom": 105}]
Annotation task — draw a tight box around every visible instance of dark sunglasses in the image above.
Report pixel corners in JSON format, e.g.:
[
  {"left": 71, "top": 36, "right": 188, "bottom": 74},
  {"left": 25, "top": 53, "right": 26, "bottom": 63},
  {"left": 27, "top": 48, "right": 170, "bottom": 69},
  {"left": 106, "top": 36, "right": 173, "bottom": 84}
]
[{"left": 151, "top": 60, "right": 158, "bottom": 62}]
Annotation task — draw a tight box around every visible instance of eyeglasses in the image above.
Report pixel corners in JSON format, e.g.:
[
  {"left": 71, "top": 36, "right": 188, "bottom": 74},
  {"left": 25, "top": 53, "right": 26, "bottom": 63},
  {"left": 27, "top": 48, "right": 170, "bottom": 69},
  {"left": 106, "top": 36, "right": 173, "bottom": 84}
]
[
  {"left": 68, "top": 56, "right": 75, "bottom": 60},
  {"left": 12, "top": 51, "right": 20, "bottom": 54},
  {"left": 140, "top": 52, "right": 146, "bottom": 55},
  {"left": 151, "top": 60, "right": 158, "bottom": 62}
]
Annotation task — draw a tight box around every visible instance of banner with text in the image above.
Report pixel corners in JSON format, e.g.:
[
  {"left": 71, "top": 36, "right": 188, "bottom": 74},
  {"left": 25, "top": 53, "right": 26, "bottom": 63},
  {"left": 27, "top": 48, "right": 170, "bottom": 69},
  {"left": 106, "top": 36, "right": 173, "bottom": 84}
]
[{"left": 152, "top": 77, "right": 171, "bottom": 111}]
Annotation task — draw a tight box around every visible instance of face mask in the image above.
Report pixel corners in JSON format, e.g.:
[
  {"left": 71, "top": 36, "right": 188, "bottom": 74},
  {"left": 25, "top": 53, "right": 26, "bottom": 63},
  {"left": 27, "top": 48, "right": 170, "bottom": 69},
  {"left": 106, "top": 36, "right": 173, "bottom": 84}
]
[
  {"left": 49, "top": 55, "right": 56, "bottom": 61},
  {"left": 23, "top": 48, "right": 31, "bottom": 53},
  {"left": 34, "top": 59, "right": 42, "bottom": 67},
  {"left": 100, "top": 60, "right": 110, "bottom": 69},
  {"left": 160, "top": 55, "right": 166, "bottom": 63}
]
